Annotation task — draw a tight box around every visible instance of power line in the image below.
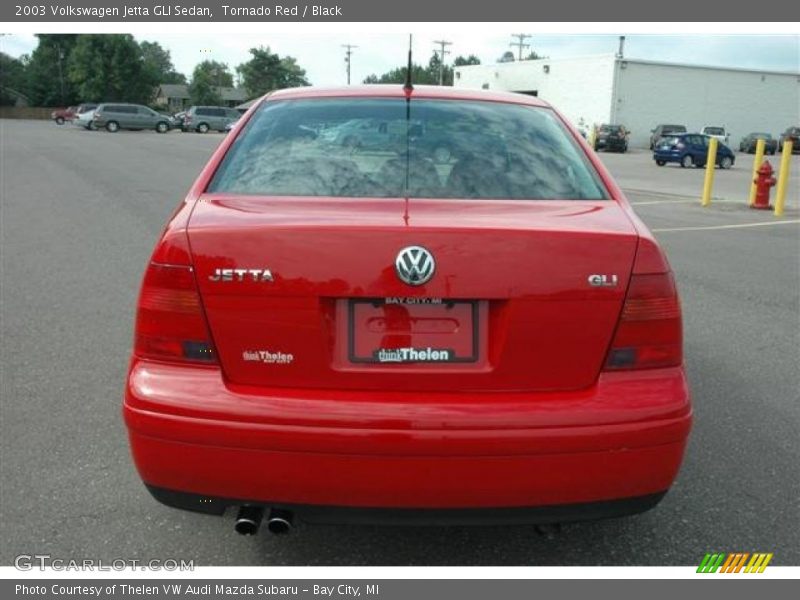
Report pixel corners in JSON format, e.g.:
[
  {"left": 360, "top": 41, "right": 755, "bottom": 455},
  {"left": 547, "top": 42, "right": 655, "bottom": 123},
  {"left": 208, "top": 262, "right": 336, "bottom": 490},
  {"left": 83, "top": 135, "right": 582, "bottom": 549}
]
[
  {"left": 510, "top": 33, "right": 532, "bottom": 61},
  {"left": 342, "top": 44, "right": 358, "bottom": 85},
  {"left": 432, "top": 40, "right": 452, "bottom": 85}
]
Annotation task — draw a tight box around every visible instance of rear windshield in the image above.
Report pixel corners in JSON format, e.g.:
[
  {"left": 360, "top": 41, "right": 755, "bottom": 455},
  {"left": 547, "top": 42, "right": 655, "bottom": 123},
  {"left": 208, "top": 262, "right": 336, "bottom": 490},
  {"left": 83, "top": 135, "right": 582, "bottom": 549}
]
[
  {"left": 208, "top": 98, "right": 608, "bottom": 200},
  {"left": 663, "top": 126, "right": 686, "bottom": 133},
  {"left": 704, "top": 127, "right": 724, "bottom": 135}
]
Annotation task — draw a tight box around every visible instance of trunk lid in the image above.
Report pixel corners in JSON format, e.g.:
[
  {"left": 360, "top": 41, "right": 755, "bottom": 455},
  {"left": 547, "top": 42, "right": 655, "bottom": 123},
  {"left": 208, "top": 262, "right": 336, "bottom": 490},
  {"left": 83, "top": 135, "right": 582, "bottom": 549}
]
[{"left": 188, "top": 196, "right": 638, "bottom": 392}]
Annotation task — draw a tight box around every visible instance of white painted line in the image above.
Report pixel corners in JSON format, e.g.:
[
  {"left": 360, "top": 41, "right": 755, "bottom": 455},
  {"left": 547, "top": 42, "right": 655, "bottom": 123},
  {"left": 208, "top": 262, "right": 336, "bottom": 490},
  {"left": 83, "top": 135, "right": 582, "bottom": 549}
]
[
  {"left": 631, "top": 199, "right": 694, "bottom": 205},
  {"left": 653, "top": 220, "right": 800, "bottom": 233}
]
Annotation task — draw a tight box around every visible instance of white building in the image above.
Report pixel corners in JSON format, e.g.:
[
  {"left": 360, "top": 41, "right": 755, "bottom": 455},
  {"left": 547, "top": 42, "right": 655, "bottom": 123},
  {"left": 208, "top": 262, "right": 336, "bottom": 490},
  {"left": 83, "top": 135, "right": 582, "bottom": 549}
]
[{"left": 454, "top": 54, "right": 800, "bottom": 148}]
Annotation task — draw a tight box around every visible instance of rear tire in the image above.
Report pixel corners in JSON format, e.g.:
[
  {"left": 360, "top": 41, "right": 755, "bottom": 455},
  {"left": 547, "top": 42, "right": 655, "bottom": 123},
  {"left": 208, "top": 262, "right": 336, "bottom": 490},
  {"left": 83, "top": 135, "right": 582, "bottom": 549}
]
[
  {"left": 106, "top": 121, "right": 119, "bottom": 133},
  {"left": 55, "top": 117, "right": 65, "bottom": 125},
  {"left": 656, "top": 160, "right": 666, "bottom": 166},
  {"left": 680, "top": 154, "right": 693, "bottom": 168},
  {"left": 197, "top": 123, "right": 210, "bottom": 133},
  {"left": 719, "top": 156, "right": 733, "bottom": 170}
]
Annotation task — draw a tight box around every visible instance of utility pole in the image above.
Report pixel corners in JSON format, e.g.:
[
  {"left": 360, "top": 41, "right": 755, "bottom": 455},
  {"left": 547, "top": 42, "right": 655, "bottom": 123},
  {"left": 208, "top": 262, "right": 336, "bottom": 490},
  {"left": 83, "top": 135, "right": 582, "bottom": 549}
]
[
  {"left": 510, "top": 33, "right": 532, "bottom": 61},
  {"left": 433, "top": 40, "right": 452, "bottom": 85},
  {"left": 342, "top": 44, "right": 358, "bottom": 85},
  {"left": 57, "top": 46, "right": 65, "bottom": 105}
]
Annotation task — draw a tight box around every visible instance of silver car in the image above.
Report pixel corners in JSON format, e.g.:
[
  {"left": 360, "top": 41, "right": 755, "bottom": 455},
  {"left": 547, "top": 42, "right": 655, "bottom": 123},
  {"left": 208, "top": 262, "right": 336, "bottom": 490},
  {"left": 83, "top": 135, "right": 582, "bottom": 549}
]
[
  {"left": 183, "top": 106, "right": 242, "bottom": 133},
  {"left": 93, "top": 103, "right": 173, "bottom": 133}
]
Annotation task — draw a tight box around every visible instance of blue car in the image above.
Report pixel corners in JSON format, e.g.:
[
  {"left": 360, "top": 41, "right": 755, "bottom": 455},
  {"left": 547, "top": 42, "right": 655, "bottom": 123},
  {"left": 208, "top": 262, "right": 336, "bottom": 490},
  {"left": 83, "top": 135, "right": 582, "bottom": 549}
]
[{"left": 654, "top": 133, "right": 735, "bottom": 169}]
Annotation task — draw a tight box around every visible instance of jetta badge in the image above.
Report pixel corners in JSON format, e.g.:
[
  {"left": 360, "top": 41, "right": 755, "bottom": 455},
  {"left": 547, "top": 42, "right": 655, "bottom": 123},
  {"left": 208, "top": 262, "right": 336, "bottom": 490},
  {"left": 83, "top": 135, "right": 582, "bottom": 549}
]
[
  {"left": 209, "top": 268, "right": 273, "bottom": 282},
  {"left": 395, "top": 246, "right": 435, "bottom": 286}
]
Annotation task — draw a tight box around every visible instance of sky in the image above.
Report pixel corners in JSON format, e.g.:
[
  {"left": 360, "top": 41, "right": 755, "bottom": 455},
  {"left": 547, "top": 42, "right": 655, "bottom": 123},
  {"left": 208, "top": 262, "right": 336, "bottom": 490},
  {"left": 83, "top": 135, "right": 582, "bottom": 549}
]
[{"left": 2, "top": 33, "right": 798, "bottom": 86}]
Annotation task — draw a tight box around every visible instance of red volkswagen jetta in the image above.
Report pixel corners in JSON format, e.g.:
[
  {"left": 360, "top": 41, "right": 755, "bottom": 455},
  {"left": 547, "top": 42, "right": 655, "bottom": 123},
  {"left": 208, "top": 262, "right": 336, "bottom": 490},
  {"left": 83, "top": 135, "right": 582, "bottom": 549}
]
[{"left": 124, "top": 85, "right": 691, "bottom": 535}]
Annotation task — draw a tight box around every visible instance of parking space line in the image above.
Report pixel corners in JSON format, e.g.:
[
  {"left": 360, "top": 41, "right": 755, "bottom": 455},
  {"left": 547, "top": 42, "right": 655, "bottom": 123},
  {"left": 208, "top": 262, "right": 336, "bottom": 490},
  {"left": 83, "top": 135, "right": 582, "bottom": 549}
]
[{"left": 653, "top": 220, "right": 800, "bottom": 233}]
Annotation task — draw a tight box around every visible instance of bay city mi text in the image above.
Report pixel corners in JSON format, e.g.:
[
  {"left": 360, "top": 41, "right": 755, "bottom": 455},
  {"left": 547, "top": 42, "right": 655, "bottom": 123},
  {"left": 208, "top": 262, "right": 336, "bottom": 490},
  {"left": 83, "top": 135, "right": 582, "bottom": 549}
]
[
  {"left": 15, "top": 4, "right": 344, "bottom": 18},
  {"left": 16, "top": 584, "right": 377, "bottom": 597}
]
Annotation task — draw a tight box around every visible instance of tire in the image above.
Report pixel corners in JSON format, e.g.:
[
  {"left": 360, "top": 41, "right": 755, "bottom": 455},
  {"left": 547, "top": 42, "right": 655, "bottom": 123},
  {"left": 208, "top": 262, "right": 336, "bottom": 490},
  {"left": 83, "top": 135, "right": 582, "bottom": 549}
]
[
  {"left": 719, "top": 156, "right": 733, "bottom": 170},
  {"left": 197, "top": 123, "right": 210, "bottom": 133},
  {"left": 55, "top": 116, "right": 65, "bottom": 125},
  {"left": 155, "top": 121, "right": 169, "bottom": 134},
  {"left": 105, "top": 121, "right": 119, "bottom": 133},
  {"left": 656, "top": 160, "right": 666, "bottom": 166},
  {"left": 680, "top": 154, "right": 693, "bottom": 168}
]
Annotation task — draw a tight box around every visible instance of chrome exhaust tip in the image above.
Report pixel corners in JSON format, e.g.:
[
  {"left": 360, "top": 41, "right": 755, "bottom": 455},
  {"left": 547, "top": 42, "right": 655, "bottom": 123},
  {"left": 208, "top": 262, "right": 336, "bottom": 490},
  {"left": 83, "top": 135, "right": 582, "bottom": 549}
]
[
  {"left": 234, "top": 506, "right": 264, "bottom": 535},
  {"left": 266, "top": 508, "right": 294, "bottom": 535}
]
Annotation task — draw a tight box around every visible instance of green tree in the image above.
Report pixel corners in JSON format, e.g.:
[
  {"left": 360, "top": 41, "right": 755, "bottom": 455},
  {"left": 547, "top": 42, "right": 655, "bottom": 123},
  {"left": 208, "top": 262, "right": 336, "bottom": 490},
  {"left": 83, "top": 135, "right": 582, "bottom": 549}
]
[
  {"left": 67, "top": 34, "right": 158, "bottom": 104},
  {"left": 363, "top": 52, "right": 446, "bottom": 85},
  {"left": 140, "top": 41, "right": 185, "bottom": 84},
  {"left": 453, "top": 55, "right": 481, "bottom": 66},
  {"left": 188, "top": 60, "right": 233, "bottom": 105},
  {"left": 524, "top": 51, "right": 547, "bottom": 60},
  {"left": 25, "top": 34, "right": 79, "bottom": 105},
  {"left": 235, "top": 46, "right": 309, "bottom": 98},
  {"left": 498, "top": 51, "right": 515, "bottom": 63},
  {"left": 0, "top": 52, "right": 28, "bottom": 105}
]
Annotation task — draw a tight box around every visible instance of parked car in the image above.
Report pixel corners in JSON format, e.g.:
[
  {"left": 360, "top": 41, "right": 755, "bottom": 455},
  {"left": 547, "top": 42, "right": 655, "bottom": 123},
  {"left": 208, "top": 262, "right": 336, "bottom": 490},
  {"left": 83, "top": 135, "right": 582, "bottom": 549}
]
[
  {"left": 778, "top": 126, "right": 800, "bottom": 153},
  {"left": 700, "top": 126, "right": 730, "bottom": 145},
  {"left": 124, "top": 85, "right": 691, "bottom": 533},
  {"left": 171, "top": 111, "right": 186, "bottom": 129},
  {"left": 739, "top": 132, "right": 778, "bottom": 155},
  {"left": 649, "top": 124, "right": 687, "bottom": 150},
  {"left": 72, "top": 103, "right": 98, "bottom": 130},
  {"left": 92, "top": 103, "right": 173, "bottom": 133},
  {"left": 183, "top": 106, "right": 241, "bottom": 133},
  {"left": 224, "top": 117, "right": 240, "bottom": 134},
  {"left": 318, "top": 118, "right": 405, "bottom": 150},
  {"left": 594, "top": 124, "right": 628, "bottom": 153},
  {"left": 653, "top": 133, "right": 735, "bottom": 169},
  {"left": 51, "top": 106, "right": 77, "bottom": 125}
]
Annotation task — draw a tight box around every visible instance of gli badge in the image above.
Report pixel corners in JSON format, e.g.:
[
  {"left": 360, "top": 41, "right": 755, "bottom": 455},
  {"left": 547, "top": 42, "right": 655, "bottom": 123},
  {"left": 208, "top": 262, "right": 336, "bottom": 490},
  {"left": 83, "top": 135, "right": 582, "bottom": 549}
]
[{"left": 588, "top": 274, "right": 618, "bottom": 287}]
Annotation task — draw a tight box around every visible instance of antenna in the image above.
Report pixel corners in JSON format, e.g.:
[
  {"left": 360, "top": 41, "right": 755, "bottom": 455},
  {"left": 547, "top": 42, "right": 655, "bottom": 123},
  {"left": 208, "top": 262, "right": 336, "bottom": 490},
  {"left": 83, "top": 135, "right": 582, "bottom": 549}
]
[{"left": 404, "top": 34, "right": 414, "bottom": 93}]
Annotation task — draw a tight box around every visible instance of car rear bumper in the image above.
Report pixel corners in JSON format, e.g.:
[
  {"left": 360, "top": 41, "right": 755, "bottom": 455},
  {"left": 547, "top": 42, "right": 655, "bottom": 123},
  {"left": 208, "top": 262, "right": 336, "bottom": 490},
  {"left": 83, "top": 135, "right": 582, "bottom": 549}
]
[{"left": 124, "top": 358, "right": 691, "bottom": 515}]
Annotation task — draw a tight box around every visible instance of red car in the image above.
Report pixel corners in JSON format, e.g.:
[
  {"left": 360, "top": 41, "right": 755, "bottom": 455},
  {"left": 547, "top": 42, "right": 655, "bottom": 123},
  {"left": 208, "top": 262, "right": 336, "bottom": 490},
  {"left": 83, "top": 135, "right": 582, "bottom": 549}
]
[
  {"left": 51, "top": 106, "right": 77, "bottom": 125},
  {"left": 124, "top": 85, "right": 691, "bottom": 535}
]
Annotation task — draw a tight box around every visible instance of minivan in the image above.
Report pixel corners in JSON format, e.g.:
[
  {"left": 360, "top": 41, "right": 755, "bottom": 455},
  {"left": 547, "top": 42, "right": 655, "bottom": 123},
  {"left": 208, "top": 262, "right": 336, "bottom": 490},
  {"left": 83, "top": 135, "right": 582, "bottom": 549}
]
[
  {"left": 93, "top": 103, "right": 173, "bottom": 133},
  {"left": 183, "top": 106, "right": 242, "bottom": 133}
]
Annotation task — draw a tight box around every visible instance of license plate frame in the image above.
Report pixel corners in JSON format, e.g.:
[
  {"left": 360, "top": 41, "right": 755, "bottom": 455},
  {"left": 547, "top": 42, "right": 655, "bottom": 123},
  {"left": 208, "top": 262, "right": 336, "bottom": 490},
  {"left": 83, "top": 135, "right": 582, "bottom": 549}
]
[{"left": 347, "top": 298, "right": 479, "bottom": 364}]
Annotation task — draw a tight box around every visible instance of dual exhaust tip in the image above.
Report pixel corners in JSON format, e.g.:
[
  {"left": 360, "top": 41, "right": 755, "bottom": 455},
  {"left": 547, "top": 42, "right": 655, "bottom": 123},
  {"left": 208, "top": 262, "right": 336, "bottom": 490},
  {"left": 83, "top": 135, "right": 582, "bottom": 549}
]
[{"left": 234, "top": 506, "right": 293, "bottom": 536}]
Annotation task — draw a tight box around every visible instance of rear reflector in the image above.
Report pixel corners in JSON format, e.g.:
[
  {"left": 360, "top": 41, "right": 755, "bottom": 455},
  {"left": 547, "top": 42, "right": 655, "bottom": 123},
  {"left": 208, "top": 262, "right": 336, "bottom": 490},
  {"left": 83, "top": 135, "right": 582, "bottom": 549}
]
[
  {"left": 134, "top": 263, "right": 217, "bottom": 364},
  {"left": 604, "top": 272, "right": 682, "bottom": 370}
]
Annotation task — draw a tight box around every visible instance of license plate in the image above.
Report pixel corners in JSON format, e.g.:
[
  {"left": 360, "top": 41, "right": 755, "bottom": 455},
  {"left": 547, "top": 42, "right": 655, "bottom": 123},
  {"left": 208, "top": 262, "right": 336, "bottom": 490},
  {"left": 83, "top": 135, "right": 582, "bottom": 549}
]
[{"left": 348, "top": 298, "right": 478, "bottom": 364}]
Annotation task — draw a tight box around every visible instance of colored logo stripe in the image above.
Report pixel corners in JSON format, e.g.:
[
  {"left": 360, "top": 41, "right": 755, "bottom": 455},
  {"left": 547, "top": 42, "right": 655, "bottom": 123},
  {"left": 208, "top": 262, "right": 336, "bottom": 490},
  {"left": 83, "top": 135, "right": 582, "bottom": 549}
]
[{"left": 697, "top": 553, "right": 773, "bottom": 573}]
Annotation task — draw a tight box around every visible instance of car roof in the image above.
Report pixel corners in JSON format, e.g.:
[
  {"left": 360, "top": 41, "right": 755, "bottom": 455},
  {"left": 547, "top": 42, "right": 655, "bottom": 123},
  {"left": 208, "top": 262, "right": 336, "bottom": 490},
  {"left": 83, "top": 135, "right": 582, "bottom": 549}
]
[{"left": 266, "top": 85, "right": 551, "bottom": 108}]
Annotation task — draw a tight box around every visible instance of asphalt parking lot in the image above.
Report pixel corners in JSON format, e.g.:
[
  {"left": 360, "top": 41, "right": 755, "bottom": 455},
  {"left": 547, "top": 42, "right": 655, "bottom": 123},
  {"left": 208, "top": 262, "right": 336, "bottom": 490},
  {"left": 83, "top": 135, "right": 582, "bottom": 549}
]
[{"left": 1, "top": 120, "right": 798, "bottom": 566}]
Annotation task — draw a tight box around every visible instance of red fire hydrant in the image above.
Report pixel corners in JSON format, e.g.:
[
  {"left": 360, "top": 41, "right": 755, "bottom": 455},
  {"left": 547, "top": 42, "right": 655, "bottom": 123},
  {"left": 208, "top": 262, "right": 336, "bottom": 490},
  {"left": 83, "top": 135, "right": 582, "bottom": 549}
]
[{"left": 752, "top": 161, "right": 776, "bottom": 209}]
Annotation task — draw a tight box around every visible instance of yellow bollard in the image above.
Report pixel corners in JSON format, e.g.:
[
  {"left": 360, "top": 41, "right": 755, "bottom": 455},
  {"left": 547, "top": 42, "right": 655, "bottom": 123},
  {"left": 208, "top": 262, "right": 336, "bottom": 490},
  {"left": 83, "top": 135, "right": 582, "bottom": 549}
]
[
  {"left": 774, "top": 140, "right": 794, "bottom": 217},
  {"left": 701, "top": 137, "right": 718, "bottom": 207},
  {"left": 748, "top": 138, "right": 767, "bottom": 206}
]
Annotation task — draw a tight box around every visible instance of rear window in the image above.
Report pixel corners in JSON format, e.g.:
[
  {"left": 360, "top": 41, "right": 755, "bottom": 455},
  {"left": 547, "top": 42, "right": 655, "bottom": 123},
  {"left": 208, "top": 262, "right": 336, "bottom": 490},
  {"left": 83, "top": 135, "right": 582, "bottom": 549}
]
[
  {"left": 208, "top": 98, "right": 608, "bottom": 200},
  {"left": 663, "top": 126, "right": 687, "bottom": 134},
  {"left": 704, "top": 127, "right": 724, "bottom": 135}
]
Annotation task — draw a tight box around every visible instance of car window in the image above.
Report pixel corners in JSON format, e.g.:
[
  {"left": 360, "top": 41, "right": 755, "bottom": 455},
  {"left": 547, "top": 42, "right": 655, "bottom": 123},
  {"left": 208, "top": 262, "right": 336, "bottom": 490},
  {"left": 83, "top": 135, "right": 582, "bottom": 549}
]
[
  {"left": 704, "top": 127, "right": 724, "bottom": 135},
  {"left": 208, "top": 98, "right": 608, "bottom": 200}
]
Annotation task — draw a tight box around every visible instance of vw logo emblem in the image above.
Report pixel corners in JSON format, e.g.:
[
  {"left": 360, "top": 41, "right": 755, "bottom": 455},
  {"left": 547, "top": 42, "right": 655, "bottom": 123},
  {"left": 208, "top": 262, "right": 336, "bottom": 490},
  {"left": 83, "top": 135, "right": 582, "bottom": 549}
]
[{"left": 395, "top": 246, "right": 435, "bottom": 286}]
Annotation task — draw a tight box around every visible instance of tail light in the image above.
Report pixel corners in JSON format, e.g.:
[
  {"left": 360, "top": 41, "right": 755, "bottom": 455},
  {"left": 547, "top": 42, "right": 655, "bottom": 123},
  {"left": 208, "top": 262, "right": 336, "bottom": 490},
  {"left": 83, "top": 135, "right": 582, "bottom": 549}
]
[
  {"left": 134, "top": 230, "right": 217, "bottom": 364},
  {"left": 604, "top": 241, "right": 683, "bottom": 371}
]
